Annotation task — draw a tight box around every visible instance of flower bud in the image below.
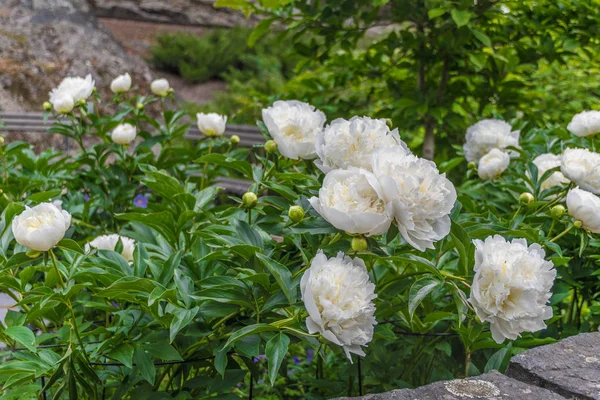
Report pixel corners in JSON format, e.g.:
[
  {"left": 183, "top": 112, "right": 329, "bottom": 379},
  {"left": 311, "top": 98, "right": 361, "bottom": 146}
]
[
  {"left": 0, "top": 136, "right": 4, "bottom": 144},
  {"left": 53, "top": 93, "right": 75, "bottom": 114},
  {"left": 574, "top": 220, "right": 583, "bottom": 228},
  {"left": 264, "top": 140, "right": 278, "bottom": 154},
  {"left": 467, "top": 161, "right": 477, "bottom": 170},
  {"left": 519, "top": 192, "right": 534, "bottom": 205},
  {"left": 230, "top": 135, "right": 240, "bottom": 145},
  {"left": 288, "top": 205, "right": 305, "bottom": 223},
  {"left": 150, "top": 78, "right": 170, "bottom": 97},
  {"left": 385, "top": 118, "right": 393, "bottom": 129},
  {"left": 136, "top": 102, "right": 144, "bottom": 110},
  {"left": 43, "top": 101, "right": 52, "bottom": 111},
  {"left": 550, "top": 205, "right": 565, "bottom": 219},
  {"left": 110, "top": 73, "right": 132, "bottom": 94},
  {"left": 351, "top": 237, "right": 368, "bottom": 252},
  {"left": 242, "top": 192, "right": 258, "bottom": 209}
]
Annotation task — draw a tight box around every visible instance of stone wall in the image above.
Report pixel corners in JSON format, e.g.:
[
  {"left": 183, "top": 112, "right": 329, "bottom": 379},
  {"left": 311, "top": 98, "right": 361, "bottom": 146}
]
[{"left": 336, "top": 332, "right": 600, "bottom": 400}]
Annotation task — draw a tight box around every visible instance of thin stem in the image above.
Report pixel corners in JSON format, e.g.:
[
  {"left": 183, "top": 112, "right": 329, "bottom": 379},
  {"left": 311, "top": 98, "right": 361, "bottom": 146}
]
[
  {"left": 547, "top": 219, "right": 556, "bottom": 238},
  {"left": 200, "top": 142, "right": 213, "bottom": 190},
  {"left": 49, "top": 249, "right": 65, "bottom": 287},
  {"left": 465, "top": 350, "right": 471, "bottom": 377},
  {"left": 248, "top": 209, "right": 252, "bottom": 225},
  {"left": 549, "top": 224, "right": 575, "bottom": 242},
  {"left": 357, "top": 356, "right": 363, "bottom": 396}
]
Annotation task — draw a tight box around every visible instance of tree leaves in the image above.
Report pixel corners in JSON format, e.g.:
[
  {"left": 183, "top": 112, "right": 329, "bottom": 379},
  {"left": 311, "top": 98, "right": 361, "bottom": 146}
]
[{"left": 266, "top": 333, "right": 290, "bottom": 386}]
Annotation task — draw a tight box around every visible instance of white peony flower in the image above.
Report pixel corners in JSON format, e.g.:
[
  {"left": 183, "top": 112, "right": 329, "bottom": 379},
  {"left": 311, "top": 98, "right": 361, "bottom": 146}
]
[
  {"left": 463, "top": 119, "right": 520, "bottom": 163},
  {"left": 111, "top": 123, "right": 137, "bottom": 145},
  {"left": 567, "top": 110, "right": 600, "bottom": 137},
  {"left": 196, "top": 113, "right": 227, "bottom": 137},
  {"left": 309, "top": 168, "right": 392, "bottom": 236},
  {"left": 12, "top": 203, "right": 71, "bottom": 251},
  {"left": 566, "top": 188, "right": 600, "bottom": 233},
  {"left": 110, "top": 73, "right": 132, "bottom": 94},
  {"left": 478, "top": 148, "right": 510, "bottom": 180},
  {"left": 469, "top": 235, "right": 556, "bottom": 344},
  {"left": 0, "top": 292, "right": 17, "bottom": 327},
  {"left": 532, "top": 153, "right": 570, "bottom": 192},
  {"left": 262, "top": 100, "right": 326, "bottom": 160},
  {"left": 52, "top": 92, "right": 75, "bottom": 114},
  {"left": 561, "top": 148, "right": 600, "bottom": 194},
  {"left": 315, "top": 116, "right": 409, "bottom": 173},
  {"left": 85, "top": 234, "right": 136, "bottom": 262},
  {"left": 300, "top": 251, "right": 377, "bottom": 360},
  {"left": 49, "top": 74, "right": 95, "bottom": 105},
  {"left": 371, "top": 147, "right": 456, "bottom": 251},
  {"left": 150, "top": 78, "right": 170, "bottom": 96}
]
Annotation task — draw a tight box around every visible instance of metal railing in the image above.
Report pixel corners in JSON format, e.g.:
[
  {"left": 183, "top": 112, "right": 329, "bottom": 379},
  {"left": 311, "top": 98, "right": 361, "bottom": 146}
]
[{"left": 0, "top": 112, "right": 260, "bottom": 194}]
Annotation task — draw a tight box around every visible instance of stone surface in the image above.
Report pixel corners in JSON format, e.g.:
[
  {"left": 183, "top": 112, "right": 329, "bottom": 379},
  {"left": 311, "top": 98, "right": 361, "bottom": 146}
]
[
  {"left": 334, "top": 370, "right": 567, "bottom": 400},
  {"left": 506, "top": 332, "right": 600, "bottom": 400}
]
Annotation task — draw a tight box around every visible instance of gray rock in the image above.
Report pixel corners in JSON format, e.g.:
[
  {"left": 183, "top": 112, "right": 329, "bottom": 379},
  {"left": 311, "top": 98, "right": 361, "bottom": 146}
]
[
  {"left": 334, "top": 370, "right": 567, "bottom": 400},
  {"left": 506, "top": 332, "right": 600, "bottom": 400}
]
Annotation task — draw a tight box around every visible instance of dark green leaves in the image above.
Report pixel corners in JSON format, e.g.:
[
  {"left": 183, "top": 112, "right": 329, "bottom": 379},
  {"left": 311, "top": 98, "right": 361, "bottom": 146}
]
[
  {"left": 266, "top": 333, "right": 290, "bottom": 386},
  {"left": 4, "top": 326, "right": 36, "bottom": 352},
  {"left": 408, "top": 278, "right": 440, "bottom": 319},
  {"left": 256, "top": 253, "right": 296, "bottom": 304}
]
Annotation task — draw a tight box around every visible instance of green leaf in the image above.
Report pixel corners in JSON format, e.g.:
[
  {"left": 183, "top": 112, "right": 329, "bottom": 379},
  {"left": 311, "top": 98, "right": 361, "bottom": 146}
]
[
  {"left": 4, "top": 326, "right": 36, "bottom": 352},
  {"left": 108, "top": 343, "right": 134, "bottom": 368},
  {"left": 233, "top": 219, "right": 263, "bottom": 249},
  {"left": 223, "top": 324, "right": 278, "bottom": 349},
  {"left": 428, "top": 8, "right": 446, "bottom": 19},
  {"left": 169, "top": 306, "right": 199, "bottom": 343},
  {"left": 484, "top": 345, "right": 511, "bottom": 372},
  {"left": 143, "top": 343, "right": 183, "bottom": 361},
  {"left": 266, "top": 333, "right": 289, "bottom": 386},
  {"left": 408, "top": 278, "right": 440, "bottom": 318},
  {"left": 249, "top": 17, "right": 275, "bottom": 47},
  {"left": 133, "top": 348, "right": 156, "bottom": 385},
  {"left": 256, "top": 253, "right": 296, "bottom": 304},
  {"left": 57, "top": 239, "right": 85, "bottom": 255},
  {"left": 116, "top": 211, "right": 177, "bottom": 244},
  {"left": 26, "top": 190, "right": 63, "bottom": 204},
  {"left": 195, "top": 154, "right": 253, "bottom": 179},
  {"left": 451, "top": 9, "right": 471, "bottom": 27},
  {"left": 470, "top": 28, "right": 491, "bottom": 47}
]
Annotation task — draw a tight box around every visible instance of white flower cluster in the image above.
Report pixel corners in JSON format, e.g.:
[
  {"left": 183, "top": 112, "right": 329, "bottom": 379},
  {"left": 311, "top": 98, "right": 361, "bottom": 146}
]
[
  {"left": 49, "top": 74, "right": 95, "bottom": 114},
  {"left": 301, "top": 251, "right": 377, "bottom": 360},
  {"left": 469, "top": 235, "right": 556, "bottom": 344},
  {"left": 567, "top": 110, "right": 600, "bottom": 137}
]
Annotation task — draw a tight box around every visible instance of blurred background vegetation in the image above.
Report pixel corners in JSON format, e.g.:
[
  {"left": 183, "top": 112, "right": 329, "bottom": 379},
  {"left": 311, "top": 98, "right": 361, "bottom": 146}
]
[{"left": 149, "top": 0, "right": 600, "bottom": 162}]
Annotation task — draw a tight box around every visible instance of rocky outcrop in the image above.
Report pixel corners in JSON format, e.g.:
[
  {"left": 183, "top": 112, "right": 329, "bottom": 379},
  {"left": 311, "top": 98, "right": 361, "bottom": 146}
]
[{"left": 0, "top": 0, "right": 152, "bottom": 112}]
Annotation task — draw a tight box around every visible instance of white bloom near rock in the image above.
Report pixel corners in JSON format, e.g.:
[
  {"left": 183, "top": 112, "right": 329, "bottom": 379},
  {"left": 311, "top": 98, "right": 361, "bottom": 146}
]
[
  {"left": 300, "top": 251, "right": 377, "bottom": 360},
  {"left": 196, "top": 113, "right": 227, "bottom": 137},
  {"left": 567, "top": 110, "right": 600, "bottom": 137},
  {"left": 110, "top": 73, "right": 132, "bottom": 94},
  {"left": 86, "top": 234, "right": 136, "bottom": 262},
  {"left": 49, "top": 74, "right": 95, "bottom": 105},
  {"left": 262, "top": 100, "right": 326, "bottom": 160},
  {"left": 463, "top": 119, "right": 520, "bottom": 163},
  {"left": 371, "top": 147, "right": 456, "bottom": 251},
  {"left": 566, "top": 188, "right": 600, "bottom": 233},
  {"left": 478, "top": 148, "right": 510, "bottom": 180},
  {"left": 561, "top": 148, "right": 600, "bottom": 194},
  {"left": 533, "top": 153, "right": 570, "bottom": 191},
  {"left": 315, "top": 116, "right": 408, "bottom": 173},
  {"left": 309, "top": 168, "right": 392, "bottom": 236},
  {"left": 52, "top": 92, "right": 75, "bottom": 114},
  {"left": 12, "top": 203, "right": 71, "bottom": 252},
  {"left": 469, "top": 235, "right": 556, "bottom": 344},
  {"left": 151, "top": 78, "right": 170, "bottom": 96},
  {"left": 111, "top": 123, "right": 137, "bottom": 145}
]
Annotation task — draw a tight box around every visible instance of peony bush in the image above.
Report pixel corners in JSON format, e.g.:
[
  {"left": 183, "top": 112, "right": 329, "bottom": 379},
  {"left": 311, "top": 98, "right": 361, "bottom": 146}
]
[{"left": 0, "top": 73, "right": 599, "bottom": 399}]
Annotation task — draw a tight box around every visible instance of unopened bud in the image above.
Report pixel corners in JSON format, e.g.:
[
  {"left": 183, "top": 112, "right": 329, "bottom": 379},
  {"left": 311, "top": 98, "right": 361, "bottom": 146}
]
[
  {"left": 351, "top": 237, "right": 368, "bottom": 252},
  {"left": 43, "top": 101, "right": 52, "bottom": 111},
  {"left": 136, "top": 102, "right": 144, "bottom": 110},
  {"left": 385, "top": 118, "right": 393, "bottom": 129},
  {"left": 242, "top": 192, "right": 258, "bottom": 209},
  {"left": 0, "top": 136, "right": 4, "bottom": 144},
  {"left": 288, "top": 205, "right": 305, "bottom": 223},
  {"left": 264, "top": 140, "right": 278, "bottom": 154},
  {"left": 167, "top": 88, "right": 175, "bottom": 95},
  {"left": 574, "top": 220, "right": 583, "bottom": 228},
  {"left": 230, "top": 135, "right": 240, "bottom": 145},
  {"left": 551, "top": 205, "right": 565, "bottom": 219},
  {"left": 467, "top": 161, "right": 477, "bottom": 170},
  {"left": 519, "top": 192, "right": 534, "bottom": 205}
]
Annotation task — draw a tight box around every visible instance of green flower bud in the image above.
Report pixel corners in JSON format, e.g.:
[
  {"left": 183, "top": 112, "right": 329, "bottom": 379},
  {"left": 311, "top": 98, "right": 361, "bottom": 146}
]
[
  {"left": 167, "top": 88, "right": 175, "bottom": 95},
  {"left": 385, "top": 118, "right": 393, "bottom": 129},
  {"left": 230, "top": 135, "right": 240, "bottom": 145},
  {"left": 0, "top": 136, "right": 4, "bottom": 144},
  {"left": 43, "top": 101, "right": 52, "bottom": 111},
  {"left": 288, "top": 205, "right": 305, "bottom": 223},
  {"left": 351, "top": 237, "right": 368, "bottom": 252},
  {"left": 136, "top": 102, "right": 144, "bottom": 110},
  {"left": 551, "top": 205, "right": 565, "bottom": 219},
  {"left": 242, "top": 192, "right": 258, "bottom": 209},
  {"left": 519, "top": 192, "right": 534, "bottom": 205},
  {"left": 264, "top": 140, "right": 278, "bottom": 154},
  {"left": 26, "top": 250, "right": 41, "bottom": 259},
  {"left": 467, "top": 161, "right": 477, "bottom": 170},
  {"left": 574, "top": 220, "right": 583, "bottom": 228}
]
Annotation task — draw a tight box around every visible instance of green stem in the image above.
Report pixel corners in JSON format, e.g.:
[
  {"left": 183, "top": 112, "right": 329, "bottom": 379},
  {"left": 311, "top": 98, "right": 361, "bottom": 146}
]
[
  {"left": 49, "top": 249, "right": 65, "bottom": 288},
  {"left": 549, "top": 224, "right": 575, "bottom": 242},
  {"left": 200, "top": 142, "right": 213, "bottom": 190},
  {"left": 547, "top": 219, "right": 556, "bottom": 238}
]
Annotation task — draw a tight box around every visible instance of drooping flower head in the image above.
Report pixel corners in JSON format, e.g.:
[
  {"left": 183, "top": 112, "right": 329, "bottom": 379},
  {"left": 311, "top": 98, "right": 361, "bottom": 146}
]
[
  {"left": 371, "top": 147, "right": 457, "bottom": 251},
  {"left": 315, "top": 116, "right": 408, "bottom": 173},
  {"left": 566, "top": 188, "right": 600, "bottom": 234},
  {"left": 49, "top": 74, "right": 95, "bottom": 105},
  {"left": 533, "top": 153, "right": 570, "bottom": 192},
  {"left": 478, "top": 148, "right": 510, "bottom": 180},
  {"left": 469, "top": 235, "right": 556, "bottom": 344},
  {"left": 85, "top": 234, "right": 136, "bottom": 262},
  {"left": 12, "top": 203, "right": 71, "bottom": 252},
  {"left": 300, "top": 251, "right": 377, "bottom": 360},
  {"left": 262, "top": 100, "right": 326, "bottom": 160},
  {"left": 561, "top": 148, "right": 600, "bottom": 194},
  {"left": 309, "top": 168, "right": 392, "bottom": 237},
  {"left": 567, "top": 110, "right": 600, "bottom": 137},
  {"left": 196, "top": 113, "right": 227, "bottom": 137},
  {"left": 463, "top": 119, "right": 520, "bottom": 163}
]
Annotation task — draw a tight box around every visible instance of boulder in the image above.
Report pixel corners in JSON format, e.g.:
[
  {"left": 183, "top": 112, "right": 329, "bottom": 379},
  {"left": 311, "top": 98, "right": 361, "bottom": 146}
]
[{"left": 506, "top": 332, "right": 600, "bottom": 400}]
